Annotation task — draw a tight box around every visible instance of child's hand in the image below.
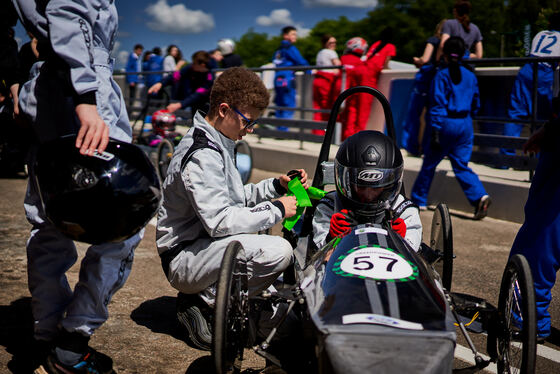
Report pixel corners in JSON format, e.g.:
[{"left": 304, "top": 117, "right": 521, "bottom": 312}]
[
  {"left": 277, "top": 195, "right": 298, "bottom": 218},
  {"left": 391, "top": 217, "right": 407, "bottom": 238},
  {"left": 279, "top": 169, "right": 309, "bottom": 190},
  {"left": 329, "top": 209, "right": 356, "bottom": 238},
  {"left": 75, "top": 103, "right": 110, "bottom": 155}
]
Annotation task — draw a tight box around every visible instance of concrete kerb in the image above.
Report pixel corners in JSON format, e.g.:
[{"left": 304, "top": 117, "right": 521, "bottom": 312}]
[{"left": 244, "top": 134, "right": 531, "bottom": 224}]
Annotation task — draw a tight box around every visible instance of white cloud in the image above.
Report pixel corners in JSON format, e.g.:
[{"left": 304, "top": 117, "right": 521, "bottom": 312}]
[
  {"left": 145, "top": 0, "right": 215, "bottom": 34},
  {"left": 302, "top": 0, "right": 377, "bottom": 8},
  {"left": 118, "top": 51, "right": 130, "bottom": 66},
  {"left": 256, "top": 9, "right": 294, "bottom": 27},
  {"left": 297, "top": 26, "right": 311, "bottom": 38}
]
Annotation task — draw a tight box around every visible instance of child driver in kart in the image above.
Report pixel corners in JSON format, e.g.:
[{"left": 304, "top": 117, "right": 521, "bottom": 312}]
[
  {"left": 312, "top": 130, "right": 422, "bottom": 251},
  {"left": 156, "top": 67, "right": 308, "bottom": 351}
]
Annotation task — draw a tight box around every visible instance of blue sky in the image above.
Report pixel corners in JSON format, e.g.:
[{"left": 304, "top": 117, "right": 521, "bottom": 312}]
[{"left": 14, "top": 0, "right": 377, "bottom": 70}]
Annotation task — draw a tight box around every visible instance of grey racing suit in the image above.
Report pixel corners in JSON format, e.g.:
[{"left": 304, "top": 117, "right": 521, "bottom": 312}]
[
  {"left": 312, "top": 192, "right": 422, "bottom": 251},
  {"left": 157, "top": 111, "right": 293, "bottom": 304},
  {"left": 13, "top": 0, "right": 142, "bottom": 340}
]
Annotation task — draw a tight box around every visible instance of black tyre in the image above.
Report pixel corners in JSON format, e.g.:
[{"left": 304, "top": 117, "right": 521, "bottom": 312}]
[
  {"left": 213, "top": 241, "right": 249, "bottom": 374},
  {"left": 430, "top": 203, "right": 453, "bottom": 290},
  {"left": 235, "top": 140, "right": 252, "bottom": 184},
  {"left": 156, "top": 138, "right": 174, "bottom": 182},
  {"left": 495, "top": 254, "right": 537, "bottom": 374}
]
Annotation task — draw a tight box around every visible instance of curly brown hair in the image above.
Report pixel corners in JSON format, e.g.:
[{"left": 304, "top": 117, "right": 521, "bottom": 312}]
[{"left": 208, "top": 67, "right": 269, "bottom": 118}]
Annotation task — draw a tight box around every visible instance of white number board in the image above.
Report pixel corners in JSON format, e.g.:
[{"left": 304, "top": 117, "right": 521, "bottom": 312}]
[{"left": 336, "top": 246, "right": 415, "bottom": 281}]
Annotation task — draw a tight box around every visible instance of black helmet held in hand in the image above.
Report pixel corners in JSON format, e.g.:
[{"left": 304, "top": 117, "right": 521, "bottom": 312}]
[
  {"left": 32, "top": 136, "right": 162, "bottom": 244},
  {"left": 334, "top": 130, "right": 403, "bottom": 223}
]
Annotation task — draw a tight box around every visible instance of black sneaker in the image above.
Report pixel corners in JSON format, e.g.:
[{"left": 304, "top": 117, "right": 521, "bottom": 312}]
[
  {"left": 176, "top": 292, "right": 212, "bottom": 351},
  {"left": 473, "top": 195, "right": 491, "bottom": 220},
  {"left": 35, "top": 347, "right": 115, "bottom": 374}
]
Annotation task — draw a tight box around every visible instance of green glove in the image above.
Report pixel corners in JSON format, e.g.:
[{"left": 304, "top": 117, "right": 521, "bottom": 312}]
[{"left": 282, "top": 178, "right": 326, "bottom": 231}]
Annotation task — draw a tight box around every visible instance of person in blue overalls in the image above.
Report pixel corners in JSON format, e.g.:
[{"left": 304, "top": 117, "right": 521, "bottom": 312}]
[
  {"left": 509, "top": 97, "right": 560, "bottom": 342},
  {"left": 401, "top": 19, "right": 446, "bottom": 155},
  {"left": 502, "top": 12, "right": 560, "bottom": 158},
  {"left": 145, "top": 47, "right": 164, "bottom": 97},
  {"left": 272, "top": 26, "right": 309, "bottom": 128},
  {"left": 411, "top": 36, "right": 491, "bottom": 220},
  {"left": 12, "top": 0, "right": 143, "bottom": 372}
]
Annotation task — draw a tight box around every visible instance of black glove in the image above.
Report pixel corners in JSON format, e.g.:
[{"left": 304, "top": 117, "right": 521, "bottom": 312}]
[{"left": 287, "top": 169, "right": 302, "bottom": 180}]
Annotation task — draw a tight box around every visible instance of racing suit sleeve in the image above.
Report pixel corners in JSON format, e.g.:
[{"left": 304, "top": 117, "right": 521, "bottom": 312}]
[
  {"left": 45, "top": 0, "right": 101, "bottom": 104},
  {"left": 429, "top": 73, "right": 448, "bottom": 130},
  {"left": 312, "top": 200, "right": 335, "bottom": 249},
  {"left": 184, "top": 149, "right": 284, "bottom": 237},
  {"left": 243, "top": 178, "right": 283, "bottom": 207},
  {"left": 287, "top": 45, "right": 309, "bottom": 67},
  {"left": 392, "top": 195, "right": 422, "bottom": 252}
]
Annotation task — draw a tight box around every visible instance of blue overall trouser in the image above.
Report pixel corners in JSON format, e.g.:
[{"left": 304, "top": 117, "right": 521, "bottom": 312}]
[
  {"left": 401, "top": 64, "right": 436, "bottom": 155},
  {"left": 502, "top": 63, "right": 554, "bottom": 156},
  {"left": 509, "top": 149, "right": 559, "bottom": 337},
  {"left": 411, "top": 116, "right": 487, "bottom": 207}
]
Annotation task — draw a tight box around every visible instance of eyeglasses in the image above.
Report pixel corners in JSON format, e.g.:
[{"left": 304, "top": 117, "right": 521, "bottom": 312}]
[{"left": 231, "top": 107, "right": 258, "bottom": 130}]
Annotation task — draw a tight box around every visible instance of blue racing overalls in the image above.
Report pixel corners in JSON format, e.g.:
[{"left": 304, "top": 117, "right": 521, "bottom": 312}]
[
  {"left": 502, "top": 29, "right": 560, "bottom": 156},
  {"left": 509, "top": 130, "right": 560, "bottom": 338},
  {"left": 272, "top": 40, "right": 309, "bottom": 121},
  {"left": 411, "top": 64, "right": 487, "bottom": 207}
]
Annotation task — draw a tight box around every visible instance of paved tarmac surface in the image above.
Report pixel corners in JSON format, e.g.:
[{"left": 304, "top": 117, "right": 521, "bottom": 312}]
[{"left": 1, "top": 169, "right": 559, "bottom": 373}]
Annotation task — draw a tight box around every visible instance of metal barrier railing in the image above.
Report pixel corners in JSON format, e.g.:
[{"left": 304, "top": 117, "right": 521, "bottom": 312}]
[{"left": 116, "top": 57, "right": 560, "bottom": 176}]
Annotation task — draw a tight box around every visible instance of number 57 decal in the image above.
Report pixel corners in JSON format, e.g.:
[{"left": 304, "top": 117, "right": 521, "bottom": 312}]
[
  {"left": 334, "top": 246, "right": 418, "bottom": 282},
  {"left": 353, "top": 255, "right": 398, "bottom": 272}
]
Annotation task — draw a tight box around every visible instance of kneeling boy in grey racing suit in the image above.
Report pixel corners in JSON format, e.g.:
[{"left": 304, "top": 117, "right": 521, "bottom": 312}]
[{"left": 156, "top": 67, "right": 308, "bottom": 350}]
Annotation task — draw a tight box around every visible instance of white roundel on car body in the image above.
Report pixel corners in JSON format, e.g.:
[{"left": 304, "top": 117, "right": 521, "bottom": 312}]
[{"left": 338, "top": 246, "right": 413, "bottom": 280}]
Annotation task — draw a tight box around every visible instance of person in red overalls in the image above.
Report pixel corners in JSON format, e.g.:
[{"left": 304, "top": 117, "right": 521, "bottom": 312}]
[
  {"left": 339, "top": 37, "right": 368, "bottom": 140},
  {"left": 362, "top": 27, "right": 396, "bottom": 130},
  {"left": 312, "top": 34, "right": 341, "bottom": 135}
]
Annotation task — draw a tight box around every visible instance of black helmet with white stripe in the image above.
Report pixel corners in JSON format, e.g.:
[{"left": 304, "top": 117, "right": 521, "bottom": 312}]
[
  {"left": 32, "top": 136, "right": 162, "bottom": 244},
  {"left": 334, "top": 130, "right": 403, "bottom": 222}
]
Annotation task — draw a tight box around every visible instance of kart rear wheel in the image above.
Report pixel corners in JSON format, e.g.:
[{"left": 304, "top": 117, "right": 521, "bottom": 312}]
[
  {"left": 496, "top": 254, "right": 537, "bottom": 374},
  {"left": 213, "top": 241, "right": 249, "bottom": 374},
  {"left": 156, "top": 138, "right": 174, "bottom": 182},
  {"left": 430, "top": 203, "right": 453, "bottom": 290}
]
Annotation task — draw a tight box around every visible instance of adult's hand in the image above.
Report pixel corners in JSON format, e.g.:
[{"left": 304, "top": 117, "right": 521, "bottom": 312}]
[
  {"left": 147, "top": 82, "right": 162, "bottom": 95},
  {"left": 75, "top": 103, "right": 109, "bottom": 155},
  {"left": 166, "top": 102, "right": 182, "bottom": 113}
]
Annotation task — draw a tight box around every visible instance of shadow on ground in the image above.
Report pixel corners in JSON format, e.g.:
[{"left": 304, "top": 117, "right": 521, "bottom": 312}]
[
  {"left": 0, "top": 297, "right": 48, "bottom": 373},
  {"left": 130, "top": 295, "right": 187, "bottom": 342}
]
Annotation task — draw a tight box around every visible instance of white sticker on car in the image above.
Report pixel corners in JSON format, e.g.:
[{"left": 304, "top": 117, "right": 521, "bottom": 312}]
[
  {"left": 354, "top": 227, "right": 388, "bottom": 236},
  {"left": 342, "top": 313, "right": 423, "bottom": 330}
]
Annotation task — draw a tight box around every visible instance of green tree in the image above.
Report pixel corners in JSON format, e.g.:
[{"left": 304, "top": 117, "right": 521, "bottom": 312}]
[
  {"left": 235, "top": 29, "right": 280, "bottom": 68},
  {"left": 235, "top": 0, "right": 560, "bottom": 68}
]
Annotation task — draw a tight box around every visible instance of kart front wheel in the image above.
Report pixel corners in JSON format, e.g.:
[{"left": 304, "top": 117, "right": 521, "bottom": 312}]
[
  {"left": 430, "top": 203, "right": 453, "bottom": 291},
  {"left": 213, "top": 241, "right": 249, "bottom": 374},
  {"left": 156, "top": 138, "right": 174, "bottom": 182},
  {"left": 496, "top": 254, "right": 537, "bottom": 374}
]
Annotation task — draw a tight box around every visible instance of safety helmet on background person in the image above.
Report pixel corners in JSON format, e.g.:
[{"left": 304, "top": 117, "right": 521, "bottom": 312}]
[
  {"left": 334, "top": 130, "right": 403, "bottom": 223},
  {"left": 345, "top": 37, "right": 368, "bottom": 56},
  {"left": 217, "top": 38, "right": 235, "bottom": 55},
  {"left": 152, "top": 109, "right": 176, "bottom": 132},
  {"left": 32, "top": 136, "right": 162, "bottom": 244}
]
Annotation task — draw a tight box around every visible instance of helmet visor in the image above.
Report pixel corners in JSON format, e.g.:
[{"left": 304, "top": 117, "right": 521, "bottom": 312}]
[{"left": 335, "top": 163, "right": 403, "bottom": 203}]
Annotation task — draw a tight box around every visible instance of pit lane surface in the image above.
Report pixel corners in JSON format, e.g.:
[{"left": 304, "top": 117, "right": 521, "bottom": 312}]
[{"left": 1, "top": 169, "right": 558, "bottom": 373}]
